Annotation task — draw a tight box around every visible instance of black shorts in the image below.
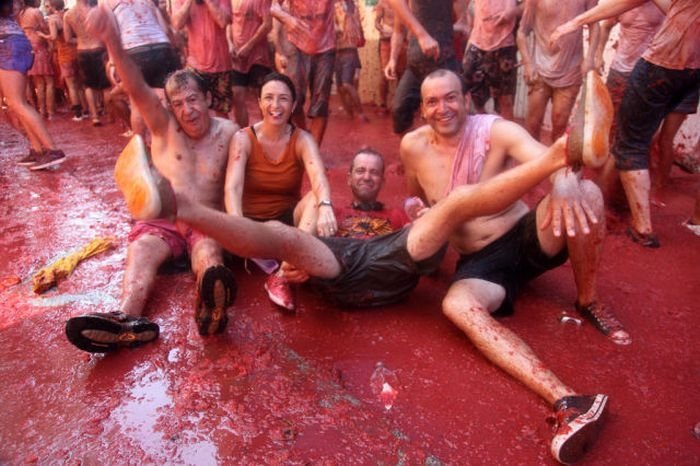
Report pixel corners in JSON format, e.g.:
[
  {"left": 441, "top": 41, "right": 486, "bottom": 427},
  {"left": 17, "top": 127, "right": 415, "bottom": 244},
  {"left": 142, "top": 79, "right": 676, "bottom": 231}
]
[
  {"left": 231, "top": 64, "right": 272, "bottom": 88},
  {"left": 307, "top": 228, "right": 446, "bottom": 308},
  {"left": 127, "top": 43, "right": 180, "bottom": 89},
  {"left": 335, "top": 47, "right": 361, "bottom": 85},
  {"left": 77, "top": 48, "right": 110, "bottom": 90},
  {"left": 453, "top": 210, "right": 568, "bottom": 316}
]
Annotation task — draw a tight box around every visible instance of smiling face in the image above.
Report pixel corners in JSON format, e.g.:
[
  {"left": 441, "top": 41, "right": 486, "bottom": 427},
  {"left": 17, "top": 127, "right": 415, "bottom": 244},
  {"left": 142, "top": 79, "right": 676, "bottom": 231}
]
[
  {"left": 348, "top": 151, "right": 385, "bottom": 204},
  {"left": 258, "top": 79, "right": 295, "bottom": 126},
  {"left": 420, "top": 71, "right": 469, "bottom": 138},
  {"left": 166, "top": 75, "right": 211, "bottom": 139}
]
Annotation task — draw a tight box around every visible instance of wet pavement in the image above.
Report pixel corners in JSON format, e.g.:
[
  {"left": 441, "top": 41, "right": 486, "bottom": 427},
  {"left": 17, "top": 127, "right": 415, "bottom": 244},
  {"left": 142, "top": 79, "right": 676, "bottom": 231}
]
[{"left": 1, "top": 106, "right": 699, "bottom": 464}]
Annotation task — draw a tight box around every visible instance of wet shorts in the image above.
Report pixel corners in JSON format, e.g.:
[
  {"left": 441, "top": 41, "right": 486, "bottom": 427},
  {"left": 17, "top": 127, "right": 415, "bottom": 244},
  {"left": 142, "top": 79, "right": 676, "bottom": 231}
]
[
  {"left": 231, "top": 64, "right": 272, "bottom": 88},
  {"left": 127, "top": 43, "right": 180, "bottom": 88},
  {"left": 453, "top": 210, "right": 568, "bottom": 316},
  {"left": 287, "top": 48, "right": 335, "bottom": 118},
  {"left": 335, "top": 47, "right": 361, "bottom": 85},
  {"left": 613, "top": 58, "right": 700, "bottom": 171},
  {"left": 462, "top": 44, "right": 517, "bottom": 108},
  {"left": 307, "top": 227, "right": 446, "bottom": 308},
  {"left": 197, "top": 69, "right": 233, "bottom": 114},
  {"left": 0, "top": 34, "right": 34, "bottom": 74},
  {"left": 77, "top": 48, "right": 110, "bottom": 90},
  {"left": 128, "top": 219, "right": 208, "bottom": 260}
]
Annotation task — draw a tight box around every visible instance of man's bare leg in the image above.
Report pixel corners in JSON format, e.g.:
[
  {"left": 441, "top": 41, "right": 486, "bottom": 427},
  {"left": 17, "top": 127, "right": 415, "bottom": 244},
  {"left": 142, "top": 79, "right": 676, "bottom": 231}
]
[
  {"left": 537, "top": 182, "right": 630, "bottom": 344},
  {"left": 310, "top": 116, "right": 328, "bottom": 147},
  {"left": 176, "top": 194, "right": 341, "bottom": 279},
  {"left": 496, "top": 94, "right": 514, "bottom": 121},
  {"left": 525, "top": 83, "right": 550, "bottom": 141},
  {"left": 120, "top": 235, "right": 172, "bottom": 317},
  {"left": 550, "top": 84, "right": 579, "bottom": 142},
  {"left": 620, "top": 168, "right": 653, "bottom": 236},
  {"left": 443, "top": 279, "right": 576, "bottom": 404},
  {"left": 232, "top": 86, "right": 249, "bottom": 128}
]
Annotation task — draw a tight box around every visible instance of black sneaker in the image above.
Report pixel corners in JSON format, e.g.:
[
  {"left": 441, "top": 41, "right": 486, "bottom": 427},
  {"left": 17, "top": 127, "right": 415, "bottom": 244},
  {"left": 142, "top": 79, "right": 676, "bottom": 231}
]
[
  {"left": 551, "top": 394, "right": 608, "bottom": 464},
  {"left": 16, "top": 149, "right": 40, "bottom": 166},
  {"left": 29, "top": 149, "right": 66, "bottom": 170},
  {"left": 65, "top": 311, "right": 159, "bottom": 353}
]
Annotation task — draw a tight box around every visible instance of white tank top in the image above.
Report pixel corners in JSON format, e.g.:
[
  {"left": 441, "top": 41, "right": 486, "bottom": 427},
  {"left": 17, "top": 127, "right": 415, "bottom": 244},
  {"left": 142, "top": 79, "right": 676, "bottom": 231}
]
[{"left": 111, "top": 0, "right": 170, "bottom": 50}]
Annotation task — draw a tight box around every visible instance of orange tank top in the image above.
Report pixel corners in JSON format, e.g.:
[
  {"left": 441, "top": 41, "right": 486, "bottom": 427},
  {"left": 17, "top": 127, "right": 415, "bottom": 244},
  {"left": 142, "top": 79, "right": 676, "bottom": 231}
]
[{"left": 242, "top": 126, "right": 304, "bottom": 220}]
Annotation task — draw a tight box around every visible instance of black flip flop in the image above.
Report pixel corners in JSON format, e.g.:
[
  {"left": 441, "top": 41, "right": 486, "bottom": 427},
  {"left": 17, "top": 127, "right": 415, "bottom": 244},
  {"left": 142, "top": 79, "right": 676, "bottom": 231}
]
[
  {"left": 65, "top": 312, "right": 159, "bottom": 353},
  {"left": 195, "top": 265, "right": 237, "bottom": 336}
]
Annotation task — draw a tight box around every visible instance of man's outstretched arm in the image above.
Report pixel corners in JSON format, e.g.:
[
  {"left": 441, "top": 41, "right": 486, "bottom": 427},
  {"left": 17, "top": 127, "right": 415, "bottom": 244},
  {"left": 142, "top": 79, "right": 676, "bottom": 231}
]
[{"left": 85, "top": 4, "right": 170, "bottom": 136}]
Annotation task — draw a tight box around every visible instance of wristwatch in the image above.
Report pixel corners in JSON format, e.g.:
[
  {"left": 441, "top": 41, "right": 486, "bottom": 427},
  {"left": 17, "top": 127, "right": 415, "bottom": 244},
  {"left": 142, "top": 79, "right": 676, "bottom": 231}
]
[{"left": 318, "top": 200, "right": 333, "bottom": 207}]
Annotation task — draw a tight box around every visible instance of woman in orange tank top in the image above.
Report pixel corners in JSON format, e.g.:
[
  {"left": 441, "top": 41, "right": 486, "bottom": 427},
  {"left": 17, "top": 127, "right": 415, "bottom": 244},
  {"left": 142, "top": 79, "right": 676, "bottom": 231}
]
[{"left": 224, "top": 72, "right": 337, "bottom": 311}]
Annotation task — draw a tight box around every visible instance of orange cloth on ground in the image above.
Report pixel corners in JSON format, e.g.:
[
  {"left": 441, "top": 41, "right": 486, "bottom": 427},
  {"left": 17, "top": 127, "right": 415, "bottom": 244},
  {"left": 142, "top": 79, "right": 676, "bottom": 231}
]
[{"left": 241, "top": 127, "right": 304, "bottom": 219}]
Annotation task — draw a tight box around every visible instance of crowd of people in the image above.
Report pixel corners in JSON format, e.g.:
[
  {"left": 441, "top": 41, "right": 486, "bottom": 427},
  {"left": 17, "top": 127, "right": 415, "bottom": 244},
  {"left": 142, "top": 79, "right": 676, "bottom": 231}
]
[{"left": 1, "top": 0, "right": 698, "bottom": 464}]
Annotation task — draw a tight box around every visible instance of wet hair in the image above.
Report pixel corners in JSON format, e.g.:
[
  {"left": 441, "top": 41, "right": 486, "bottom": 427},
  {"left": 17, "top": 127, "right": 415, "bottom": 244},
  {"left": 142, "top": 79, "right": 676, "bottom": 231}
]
[
  {"left": 0, "top": 0, "right": 12, "bottom": 18},
  {"left": 422, "top": 68, "right": 468, "bottom": 94},
  {"left": 259, "top": 72, "right": 296, "bottom": 104},
  {"left": 349, "top": 147, "right": 385, "bottom": 174},
  {"left": 163, "top": 69, "right": 208, "bottom": 103},
  {"left": 49, "top": 0, "right": 64, "bottom": 11}
]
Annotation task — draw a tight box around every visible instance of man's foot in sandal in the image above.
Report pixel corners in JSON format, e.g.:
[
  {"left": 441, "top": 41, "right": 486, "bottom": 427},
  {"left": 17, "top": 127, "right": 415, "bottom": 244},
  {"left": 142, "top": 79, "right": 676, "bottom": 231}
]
[
  {"left": 625, "top": 226, "right": 660, "bottom": 248},
  {"left": 575, "top": 301, "right": 631, "bottom": 345},
  {"left": 196, "top": 265, "right": 237, "bottom": 335},
  {"left": 65, "top": 311, "right": 159, "bottom": 353},
  {"left": 114, "top": 134, "right": 177, "bottom": 220}
]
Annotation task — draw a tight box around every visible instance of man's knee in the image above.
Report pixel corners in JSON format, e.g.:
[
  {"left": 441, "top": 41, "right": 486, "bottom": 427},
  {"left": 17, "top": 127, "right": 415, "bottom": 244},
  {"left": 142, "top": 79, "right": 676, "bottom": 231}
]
[
  {"left": 442, "top": 290, "right": 490, "bottom": 326},
  {"left": 127, "top": 235, "right": 171, "bottom": 270}
]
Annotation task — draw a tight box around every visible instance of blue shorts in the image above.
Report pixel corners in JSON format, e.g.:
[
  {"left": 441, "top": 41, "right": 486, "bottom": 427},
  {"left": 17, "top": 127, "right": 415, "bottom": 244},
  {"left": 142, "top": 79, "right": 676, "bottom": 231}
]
[
  {"left": 613, "top": 58, "right": 700, "bottom": 171},
  {"left": 0, "top": 34, "right": 34, "bottom": 74}
]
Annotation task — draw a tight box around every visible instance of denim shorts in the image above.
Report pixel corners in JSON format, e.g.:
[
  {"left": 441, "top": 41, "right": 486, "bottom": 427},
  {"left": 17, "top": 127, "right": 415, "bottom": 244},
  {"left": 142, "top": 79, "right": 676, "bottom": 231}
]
[
  {"left": 0, "top": 34, "right": 34, "bottom": 74},
  {"left": 613, "top": 59, "right": 700, "bottom": 171}
]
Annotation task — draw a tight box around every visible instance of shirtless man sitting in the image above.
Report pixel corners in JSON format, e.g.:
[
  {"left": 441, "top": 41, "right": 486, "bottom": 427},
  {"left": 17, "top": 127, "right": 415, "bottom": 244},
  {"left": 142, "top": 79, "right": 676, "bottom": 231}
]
[
  {"left": 64, "top": 3, "right": 239, "bottom": 353},
  {"left": 401, "top": 69, "right": 626, "bottom": 464}
]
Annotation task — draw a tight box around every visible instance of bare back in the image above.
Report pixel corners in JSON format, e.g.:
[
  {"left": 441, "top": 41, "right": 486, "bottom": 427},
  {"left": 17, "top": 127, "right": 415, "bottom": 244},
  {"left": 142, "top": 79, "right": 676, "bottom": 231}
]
[
  {"left": 402, "top": 120, "right": 537, "bottom": 254},
  {"left": 65, "top": 3, "right": 105, "bottom": 50},
  {"left": 152, "top": 116, "right": 237, "bottom": 210}
]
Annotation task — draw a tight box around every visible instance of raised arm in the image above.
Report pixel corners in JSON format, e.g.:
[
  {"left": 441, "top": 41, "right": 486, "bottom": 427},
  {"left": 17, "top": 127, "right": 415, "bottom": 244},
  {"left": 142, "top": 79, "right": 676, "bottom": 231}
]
[
  {"left": 548, "top": 0, "right": 664, "bottom": 47},
  {"left": 224, "top": 130, "right": 252, "bottom": 216},
  {"left": 516, "top": 0, "right": 538, "bottom": 85},
  {"left": 387, "top": 0, "right": 439, "bottom": 59},
  {"left": 296, "top": 131, "right": 337, "bottom": 236},
  {"left": 595, "top": 17, "right": 618, "bottom": 72},
  {"left": 171, "top": 0, "right": 193, "bottom": 30},
  {"left": 86, "top": 4, "right": 170, "bottom": 136},
  {"left": 384, "top": 16, "right": 407, "bottom": 80}
]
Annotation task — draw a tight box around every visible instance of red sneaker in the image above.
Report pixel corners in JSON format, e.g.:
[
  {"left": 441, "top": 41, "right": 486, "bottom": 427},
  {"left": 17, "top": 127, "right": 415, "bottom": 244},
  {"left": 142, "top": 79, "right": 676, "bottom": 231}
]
[{"left": 264, "top": 273, "right": 295, "bottom": 312}]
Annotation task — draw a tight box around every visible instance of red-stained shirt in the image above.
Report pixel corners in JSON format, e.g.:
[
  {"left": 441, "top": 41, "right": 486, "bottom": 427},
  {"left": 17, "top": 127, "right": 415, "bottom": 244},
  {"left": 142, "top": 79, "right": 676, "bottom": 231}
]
[
  {"left": 230, "top": 0, "right": 273, "bottom": 72},
  {"left": 287, "top": 0, "right": 336, "bottom": 55},
  {"left": 174, "top": 0, "right": 232, "bottom": 73},
  {"left": 643, "top": 0, "right": 700, "bottom": 70},
  {"left": 334, "top": 204, "right": 409, "bottom": 240},
  {"left": 469, "top": 0, "right": 517, "bottom": 52}
]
